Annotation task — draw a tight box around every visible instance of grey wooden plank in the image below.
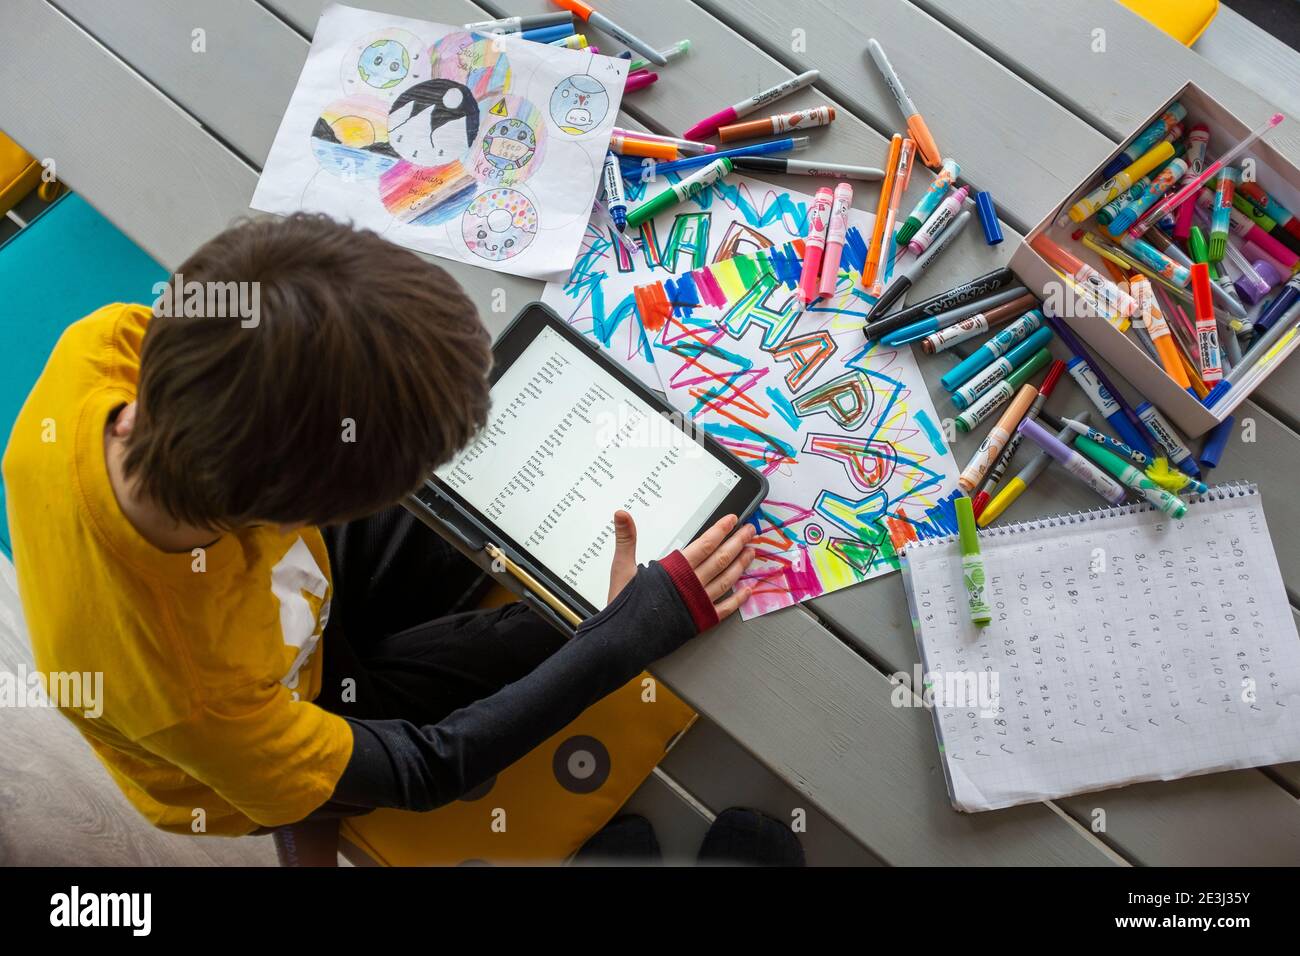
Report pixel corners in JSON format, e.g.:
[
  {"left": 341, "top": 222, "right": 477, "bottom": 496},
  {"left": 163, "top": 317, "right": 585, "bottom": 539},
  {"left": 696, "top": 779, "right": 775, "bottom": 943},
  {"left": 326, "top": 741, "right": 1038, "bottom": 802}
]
[
  {"left": 659, "top": 717, "right": 886, "bottom": 865},
  {"left": 0, "top": 558, "right": 279, "bottom": 865},
  {"left": 52, "top": 0, "right": 299, "bottom": 167},
  {"left": 0, "top": 0, "right": 255, "bottom": 270},
  {"left": 1197, "top": 5, "right": 1300, "bottom": 121},
  {"left": 694, "top": 0, "right": 1112, "bottom": 235},
  {"left": 253, "top": 0, "right": 1119, "bottom": 864},
  {"left": 915, "top": 0, "right": 1300, "bottom": 160}
]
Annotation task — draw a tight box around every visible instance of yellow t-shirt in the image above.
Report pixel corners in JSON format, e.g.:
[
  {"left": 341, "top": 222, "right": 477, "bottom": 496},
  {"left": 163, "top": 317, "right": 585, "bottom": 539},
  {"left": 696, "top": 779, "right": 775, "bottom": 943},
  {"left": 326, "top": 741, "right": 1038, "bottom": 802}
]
[{"left": 2, "top": 304, "right": 353, "bottom": 836}]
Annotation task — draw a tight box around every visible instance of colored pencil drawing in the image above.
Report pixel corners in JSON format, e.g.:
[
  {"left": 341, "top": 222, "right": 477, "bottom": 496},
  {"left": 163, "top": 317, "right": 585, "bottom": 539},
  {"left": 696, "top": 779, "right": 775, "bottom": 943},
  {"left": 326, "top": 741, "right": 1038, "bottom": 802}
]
[
  {"left": 253, "top": 3, "right": 626, "bottom": 280},
  {"left": 643, "top": 243, "right": 963, "bottom": 619}
]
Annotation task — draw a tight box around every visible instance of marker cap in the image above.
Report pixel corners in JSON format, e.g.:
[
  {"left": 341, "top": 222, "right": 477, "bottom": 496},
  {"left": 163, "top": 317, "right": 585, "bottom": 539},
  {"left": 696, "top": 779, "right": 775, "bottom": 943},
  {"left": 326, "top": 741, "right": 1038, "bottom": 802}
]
[
  {"left": 976, "top": 191, "right": 1003, "bottom": 245},
  {"left": 956, "top": 495, "right": 979, "bottom": 555},
  {"left": 1199, "top": 415, "right": 1235, "bottom": 470}
]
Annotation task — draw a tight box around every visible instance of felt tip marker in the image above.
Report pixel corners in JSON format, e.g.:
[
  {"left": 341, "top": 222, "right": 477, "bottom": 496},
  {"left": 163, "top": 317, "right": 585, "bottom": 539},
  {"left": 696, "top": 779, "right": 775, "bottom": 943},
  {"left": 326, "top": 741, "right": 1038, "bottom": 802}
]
[
  {"left": 866, "top": 38, "right": 941, "bottom": 168},
  {"left": 971, "top": 360, "right": 1067, "bottom": 518},
  {"left": 552, "top": 0, "right": 668, "bottom": 64},
  {"left": 1049, "top": 415, "right": 1148, "bottom": 466},
  {"left": 625, "top": 158, "right": 733, "bottom": 229},
  {"left": 978, "top": 412, "right": 1090, "bottom": 527},
  {"left": 958, "top": 383, "right": 1039, "bottom": 493},
  {"left": 863, "top": 209, "right": 973, "bottom": 323},
  {"left": 625, "top": 70, "right": 658, "bottom": 94},
  {"left": 1190, "top": 263, "right": 1223, "bottom": 385},
  {"left": 627, "top": 39, "right": 691, "bottom": 73},
  {"left": 1073, "top": 436, "right": 1188, "bottom": 517},
  {"left": 601, "top": 151, "right": 628, "bottom": 232},
  {"left": 862, "top": 134, "right": 905, "bottom": 291},
  {"left": 869, "top": 139, "right": 917, "bottom": 296},
  {"left": 519, "top": 24, "right": 575, "bottom": 43},
  {"left": 718, "top": 106, "right": 835, "bottom": 142},
  {"left": 883, "top": 289, "right": 1034, "bottom": 347},
  {"left": 1136, "top": 401, "right": 1200, "bottom": 478},
  {"left": 627, "top": 137, "right": 808, "bottom": 178},
  {"left": 898, "top": 158, "right": 959, "bottom": 246},
  {"left": 956, "top": 496, "right": 991, "bottom": 627},
  {"left": 1017, "top": 417, "right": 1127, "bottom": 505},
  {"left": 951, "top": 331, "right": 1052, "bottom": 409},
  {"left": 865, "top": 267, "right": 1016, "bottom": 338},
  {"left": 683, "top": 69, "right": 820, "bottom": 140},
  {"left": 797, "top": 187, "right": 834, "bottom": 308},
  {"left": 940, "top": 311, "right": 1045, "bottom": 393},
  {"left": 729, "top": 157, "right": 884, "bottom": 180},
  {"left": 818, "top": 182, "right": 854, "bottom": 299},
  {"left": 954, "top": 348, "right": 1050, "bottom": 433},
  {"left": 909, "top": 185, "right": 969, "bottom": 256},
  {"left": 465, "top": 13, "right": 573, "bottom": 33}
]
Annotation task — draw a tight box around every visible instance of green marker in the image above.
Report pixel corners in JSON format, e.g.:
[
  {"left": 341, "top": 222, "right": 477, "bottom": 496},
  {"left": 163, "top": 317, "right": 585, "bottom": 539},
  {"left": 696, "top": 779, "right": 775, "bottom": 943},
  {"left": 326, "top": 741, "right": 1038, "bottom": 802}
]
[
  {"left": 954, "top": 346, "right": 1052, "bottom": 433},
  {"left": 1073, "top": 436, "right": 1188, "bottom": 517},
  {"left": 626, "top": 157, "right": 733, "bottom": 229},
  {"left": 956, "top": 496, "right": 991, "bottom": 627},
  {"left": 628, "top": 38, "right": 691, "bottom": 73}
]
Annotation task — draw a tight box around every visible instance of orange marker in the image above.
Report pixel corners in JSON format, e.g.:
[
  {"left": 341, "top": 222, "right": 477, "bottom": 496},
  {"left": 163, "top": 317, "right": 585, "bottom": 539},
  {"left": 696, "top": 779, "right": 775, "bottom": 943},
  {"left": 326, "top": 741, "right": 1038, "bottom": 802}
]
[
  {"left": 866, "top": 38, "right": 941, "bottom": 168},
  {"left": 609, "top": 133, "right": 677, "bottom": 161},
  {"left": 862, "top": 133, "right": 903, "bottom": 290},
  {"left": 718, "top": 106, "right": 836, "bottom": 142}
]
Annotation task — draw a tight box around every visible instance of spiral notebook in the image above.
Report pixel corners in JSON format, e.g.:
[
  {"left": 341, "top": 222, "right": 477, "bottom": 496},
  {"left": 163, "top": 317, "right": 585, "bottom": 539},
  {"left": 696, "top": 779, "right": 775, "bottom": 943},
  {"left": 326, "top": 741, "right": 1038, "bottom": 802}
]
[{"left": 901, "top": 483, "right": 1300, "bottom": 812}]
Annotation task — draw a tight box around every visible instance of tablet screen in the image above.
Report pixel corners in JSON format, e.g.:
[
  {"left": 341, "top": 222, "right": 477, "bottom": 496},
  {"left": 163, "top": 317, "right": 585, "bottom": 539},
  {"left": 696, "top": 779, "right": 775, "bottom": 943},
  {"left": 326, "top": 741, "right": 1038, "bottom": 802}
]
[{"left": 435, "top": 324, "right": 741, "bottom": 610}]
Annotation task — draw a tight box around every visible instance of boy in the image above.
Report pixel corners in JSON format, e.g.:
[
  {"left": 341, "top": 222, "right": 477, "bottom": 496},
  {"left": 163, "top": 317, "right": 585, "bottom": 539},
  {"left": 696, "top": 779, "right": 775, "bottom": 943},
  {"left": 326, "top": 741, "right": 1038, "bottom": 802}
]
[{"left": 3, "top": 213, "right": 755, "bottom": 839}]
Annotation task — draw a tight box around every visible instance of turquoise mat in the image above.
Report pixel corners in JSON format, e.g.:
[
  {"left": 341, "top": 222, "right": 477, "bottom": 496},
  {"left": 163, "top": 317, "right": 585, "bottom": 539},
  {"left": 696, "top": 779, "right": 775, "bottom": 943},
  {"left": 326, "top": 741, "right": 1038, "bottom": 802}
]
[{"left": 0, "top": 193, "right": 166, "bottom": 558}]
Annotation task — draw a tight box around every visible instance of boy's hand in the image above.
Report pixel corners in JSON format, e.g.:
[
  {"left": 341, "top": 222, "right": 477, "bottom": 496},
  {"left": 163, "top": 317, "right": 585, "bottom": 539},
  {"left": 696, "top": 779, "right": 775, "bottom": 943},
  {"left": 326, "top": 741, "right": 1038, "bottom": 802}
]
[{"left": 607, "top": 511, "right": 757, "bottom": 621}]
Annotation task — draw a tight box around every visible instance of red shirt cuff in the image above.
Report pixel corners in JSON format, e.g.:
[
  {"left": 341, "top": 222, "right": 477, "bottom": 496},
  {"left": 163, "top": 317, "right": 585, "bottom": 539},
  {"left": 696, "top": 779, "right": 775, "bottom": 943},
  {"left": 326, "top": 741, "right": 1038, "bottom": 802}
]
[{"left": 658, "top": 550, "right": 719, "bottom": 634}]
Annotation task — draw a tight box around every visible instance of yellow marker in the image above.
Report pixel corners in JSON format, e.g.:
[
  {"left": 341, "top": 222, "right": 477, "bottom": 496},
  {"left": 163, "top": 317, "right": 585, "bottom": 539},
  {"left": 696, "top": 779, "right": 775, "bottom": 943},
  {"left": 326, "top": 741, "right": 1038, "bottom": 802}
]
[
  {"left": 1069, "top": 140, "right": 1175, "bottom": 222},
  {"left": 978, "top": 414, "right": 1089, "bottom": 527},
  {"left": 485, "top": 543, "right": 583, "bottom": 627}
]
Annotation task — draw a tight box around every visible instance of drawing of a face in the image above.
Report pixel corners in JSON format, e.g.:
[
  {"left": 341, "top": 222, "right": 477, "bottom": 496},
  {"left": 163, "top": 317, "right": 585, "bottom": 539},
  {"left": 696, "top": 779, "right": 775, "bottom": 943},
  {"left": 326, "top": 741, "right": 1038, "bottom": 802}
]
[
  {"left": 549, "top": 75, "right": 609, "bottom": 135},
  {"left": 388, "top": 79, "right": 479, "bottom": 166},
  {"left": 462, "top": 188, "right": 537, "bottom": 260},
  {"left": 357, "top": 39, "right": 410, "bottom": 89}
]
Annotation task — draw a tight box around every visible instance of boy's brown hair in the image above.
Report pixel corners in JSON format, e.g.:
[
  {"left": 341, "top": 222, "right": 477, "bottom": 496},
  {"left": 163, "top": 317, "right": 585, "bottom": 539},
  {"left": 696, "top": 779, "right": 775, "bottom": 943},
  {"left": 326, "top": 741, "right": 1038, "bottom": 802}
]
[{"left": 124, "top": 213, "right": 492, "bottom": 529}]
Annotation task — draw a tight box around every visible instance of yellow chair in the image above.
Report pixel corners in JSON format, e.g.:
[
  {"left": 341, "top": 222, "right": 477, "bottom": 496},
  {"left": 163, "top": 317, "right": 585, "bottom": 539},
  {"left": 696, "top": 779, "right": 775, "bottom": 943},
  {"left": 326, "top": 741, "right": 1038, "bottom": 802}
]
[
  {"left": 0, "top": 129, "right": 61, "bottom": 215},
  {"left": 338, "top": 586, "right": 697, "bottom": 866},
  {"left": 1117, "top": 0, "right": 1219, "bottom": 46}
]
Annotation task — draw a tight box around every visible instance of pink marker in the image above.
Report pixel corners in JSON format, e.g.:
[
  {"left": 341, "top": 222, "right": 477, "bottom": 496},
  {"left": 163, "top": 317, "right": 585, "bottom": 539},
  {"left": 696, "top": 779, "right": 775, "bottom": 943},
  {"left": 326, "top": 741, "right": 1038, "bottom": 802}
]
[
  {"left": 798, "top": 187, "right": 834, "bottom": 307},
  {"left": 1195, "top": 189, "right": 1300, "bottom": 270},
  {"left": 683, "top": 69, "right": 820, "bottom": 140},
  {"left": 1173, "top": 124, "right": 1209, "bottom": 240},
  {"left": 818, "top": 182, "right": 854, "bottom": 299},
  {"left": 908, "top": 185, "right": 969, "bottom": 256},
  {"left": 625, "top": 70, "right": 658, "bottom": 94}
]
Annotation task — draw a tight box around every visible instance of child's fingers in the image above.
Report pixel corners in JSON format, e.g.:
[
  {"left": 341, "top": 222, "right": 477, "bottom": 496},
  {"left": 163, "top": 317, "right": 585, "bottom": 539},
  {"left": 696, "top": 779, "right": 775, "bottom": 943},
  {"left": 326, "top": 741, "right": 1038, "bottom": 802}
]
[
  {"left": 706, "top": 547, "right": 755, "bottom": 602},
  {"left": 681, "top": 514, "right": 737, "bottom": 568},
  {"left": 713, "top": 587, "right": 752, "bottom": 622},
  {"left": 696, "top": 523, "right": 755, "bottom": 583}
]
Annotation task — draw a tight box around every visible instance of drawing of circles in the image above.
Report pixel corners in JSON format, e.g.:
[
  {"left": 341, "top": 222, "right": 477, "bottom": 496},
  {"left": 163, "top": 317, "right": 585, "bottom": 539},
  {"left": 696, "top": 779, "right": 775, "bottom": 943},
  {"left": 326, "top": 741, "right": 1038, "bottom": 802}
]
[
  {"left": 430, "top": 31, "right": 511, "bottom": 99},
  {"left": 471, "top": 95, "right": 546, "bottom": 187},
  {"left": 341, "top": 28, "right": 429, "bottom": 99},
  {"left": 462, "top": 187, "right": 538, "bottom": 260},
  {"left": 458, "top": 774, "right": 496, "bottom": 802},
  {"left": 804, "top": 523, "right": 825, "bottom": 544},
  {"left": 552, "top": 735, "right": 611, "bottom": 794},
  {"left": 310, "top": 94, "right": 398, "bottom": 180},
  {"left": 550, "top": 74, "right": 610, "bottom": 135}
]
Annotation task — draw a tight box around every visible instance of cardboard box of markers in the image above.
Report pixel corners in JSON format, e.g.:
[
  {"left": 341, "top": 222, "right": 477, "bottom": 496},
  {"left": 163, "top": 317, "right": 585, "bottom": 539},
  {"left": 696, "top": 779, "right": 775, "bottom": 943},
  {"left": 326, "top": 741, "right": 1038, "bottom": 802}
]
[{"left": 1009, "top": 82, "right": 1300, "bottom": 439}]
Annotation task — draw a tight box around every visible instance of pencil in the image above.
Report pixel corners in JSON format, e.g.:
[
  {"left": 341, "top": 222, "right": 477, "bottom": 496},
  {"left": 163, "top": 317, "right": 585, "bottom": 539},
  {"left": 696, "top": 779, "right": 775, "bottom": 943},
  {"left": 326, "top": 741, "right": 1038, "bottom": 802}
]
[{"left": 862, "top": 133, "right": 903, "bottom": 291}]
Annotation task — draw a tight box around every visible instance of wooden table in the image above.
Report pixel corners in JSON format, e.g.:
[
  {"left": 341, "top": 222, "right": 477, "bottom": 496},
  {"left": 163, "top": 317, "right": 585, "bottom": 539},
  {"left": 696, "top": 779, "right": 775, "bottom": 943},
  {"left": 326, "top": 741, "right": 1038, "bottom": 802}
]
[{"left": 3, "top": 0, "right": 1299, "bottom": 865}]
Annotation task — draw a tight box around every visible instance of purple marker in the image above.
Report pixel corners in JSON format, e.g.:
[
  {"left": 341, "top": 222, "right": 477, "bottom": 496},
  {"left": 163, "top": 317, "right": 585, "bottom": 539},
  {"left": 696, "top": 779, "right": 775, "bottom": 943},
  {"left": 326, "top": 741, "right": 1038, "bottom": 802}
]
[{"left": 1017, "top": 417, "right": 1127, "bottom": 505}]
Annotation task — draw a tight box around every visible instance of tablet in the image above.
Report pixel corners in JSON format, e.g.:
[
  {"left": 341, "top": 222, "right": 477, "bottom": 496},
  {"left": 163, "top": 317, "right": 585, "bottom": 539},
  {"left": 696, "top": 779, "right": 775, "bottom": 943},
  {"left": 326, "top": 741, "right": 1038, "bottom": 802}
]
[{"left": 426, "top": 303, "right": 767, "bottom": 618}]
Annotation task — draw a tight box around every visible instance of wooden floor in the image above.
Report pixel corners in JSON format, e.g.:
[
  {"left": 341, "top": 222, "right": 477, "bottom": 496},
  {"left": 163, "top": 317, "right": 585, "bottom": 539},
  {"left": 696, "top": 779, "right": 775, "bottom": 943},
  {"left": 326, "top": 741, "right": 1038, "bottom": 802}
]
[{"left": 2, "top": 0, "right": 1300, "bottom": 865}]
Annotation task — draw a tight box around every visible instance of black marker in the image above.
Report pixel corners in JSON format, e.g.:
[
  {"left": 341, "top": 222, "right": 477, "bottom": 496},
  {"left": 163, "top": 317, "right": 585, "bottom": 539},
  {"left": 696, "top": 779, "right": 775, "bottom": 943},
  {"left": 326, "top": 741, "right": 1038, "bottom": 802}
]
[
  {"left": 863, "top": 265, "right": 1015, "bottom": 340},
  {"left": 862, "top": 209, "right": 974, "bottom": 327}
]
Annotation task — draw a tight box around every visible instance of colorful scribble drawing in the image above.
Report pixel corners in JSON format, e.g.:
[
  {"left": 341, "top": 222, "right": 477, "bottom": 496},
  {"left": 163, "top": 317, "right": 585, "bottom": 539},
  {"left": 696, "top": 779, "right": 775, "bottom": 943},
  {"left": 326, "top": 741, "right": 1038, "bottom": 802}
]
[
  {"left": 253, "top": 4, "right": 626, "bottom": 279},
  {"left": 541, "top": 170, "right": 958, "bottom": 618},
  {"left": 646, "top": 245, "right": 963, "bottom": 618}
]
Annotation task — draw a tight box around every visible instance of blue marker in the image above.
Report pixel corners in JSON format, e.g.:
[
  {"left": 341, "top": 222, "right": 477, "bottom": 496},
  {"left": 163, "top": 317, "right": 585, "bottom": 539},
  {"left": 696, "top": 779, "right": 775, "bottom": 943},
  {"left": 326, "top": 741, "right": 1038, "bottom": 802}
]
[
  {"left": 881, "top": 286, "right": 1032, "bottom": 346},
  {"left": 519, "top": 23, "right": 575, "bottom": 43},
  {"left": 601, "top": 151, "right": 628, "bottom": 231},
  {"left": 1065, "top": 356, "right": 1155, "bottom": 461},
  {"left": 939, "top": 311, "right": 1046, "bottom": 392},
  {"left": 621, "top": 136, "right": 809, "bottom": 178}
]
